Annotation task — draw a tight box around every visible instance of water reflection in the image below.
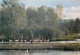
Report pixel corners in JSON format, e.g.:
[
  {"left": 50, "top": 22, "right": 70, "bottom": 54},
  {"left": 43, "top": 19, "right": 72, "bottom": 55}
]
[{"left": 0, "top": 50, "right": 80, "bottom": 55}]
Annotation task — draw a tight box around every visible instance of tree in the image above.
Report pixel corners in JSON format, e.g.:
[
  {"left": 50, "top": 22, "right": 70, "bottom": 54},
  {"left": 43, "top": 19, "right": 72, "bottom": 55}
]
[
  {"left": 56, "top": 5, "right": 63, "bottom": 19},
  {"left": 26, "top": 5, "right": 63, "bottom": 41},
  {"left": 47, "top": 7, "right": 59, "bottom": 27},
  {"left": 68, "top": 20, "right": 75, "bottom": 34},
  {"left": 26, "top": 7, "right": 38, "bottom": 29},
  {"left": 0, "top": 0, "right": 27, "bottom": 39},
  {"left": 30, "top": 30, "right": 34, "bottom": 43},
  {"left": 1, "top": 0, "right": 18, "bottom": 7},
  {"left": 56, "top": 5, "right": 64, "bottom": 29},
  {"left": 74, "top": 18, "right": 80, "bottom": 33},
  {"left": 26, "top": 5, "right": 60, "bottom": 29}
]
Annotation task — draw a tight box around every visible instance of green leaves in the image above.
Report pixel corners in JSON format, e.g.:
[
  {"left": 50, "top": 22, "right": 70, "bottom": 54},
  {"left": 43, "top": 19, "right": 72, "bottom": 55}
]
[{"left": 0, "top": 0, "right": 26, "bottom": 39}]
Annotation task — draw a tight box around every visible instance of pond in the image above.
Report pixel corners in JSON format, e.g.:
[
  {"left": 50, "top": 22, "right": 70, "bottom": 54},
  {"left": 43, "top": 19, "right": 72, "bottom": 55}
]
[{"left": 0, "top": 50, "right": 80, "bottom": 55}]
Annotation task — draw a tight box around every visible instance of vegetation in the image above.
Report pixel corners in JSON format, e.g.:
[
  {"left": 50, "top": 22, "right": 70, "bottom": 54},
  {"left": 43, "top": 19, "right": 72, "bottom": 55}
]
[
  {"left": 0, "top": 0, "right": 80, "bottom": 42},
  {"left": 54, "top": 34, "right": 80, "bottom": 41}
]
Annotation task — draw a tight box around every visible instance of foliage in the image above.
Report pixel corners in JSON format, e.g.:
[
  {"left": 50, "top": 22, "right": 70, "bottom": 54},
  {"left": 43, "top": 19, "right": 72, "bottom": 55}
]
[
  {"left": 0, "top": 0, "right": 80, "bottom": 42},
  {"left": 54, "top": 34, "right": 80, "bottom": 41},
  {"left": 0, "top": 0, "right": 27, "bottom": 39}
]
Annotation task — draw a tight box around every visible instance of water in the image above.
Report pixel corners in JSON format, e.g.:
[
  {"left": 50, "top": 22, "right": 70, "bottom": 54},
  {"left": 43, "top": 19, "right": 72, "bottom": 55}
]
[{"left": 0, "top": 50, "right": 80, "bottom": 55}]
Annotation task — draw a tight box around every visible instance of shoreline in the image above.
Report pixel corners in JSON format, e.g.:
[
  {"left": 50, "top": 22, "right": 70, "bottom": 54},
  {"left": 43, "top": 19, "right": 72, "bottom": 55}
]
[{"left": 0, "top": 43, "right": 80, "bottom": 51}]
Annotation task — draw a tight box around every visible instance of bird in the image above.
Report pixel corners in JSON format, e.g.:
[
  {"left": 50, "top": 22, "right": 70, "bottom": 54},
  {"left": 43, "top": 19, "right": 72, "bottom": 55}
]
[{"left": 26, "top": 50, "right": 28, "bottom": 52}]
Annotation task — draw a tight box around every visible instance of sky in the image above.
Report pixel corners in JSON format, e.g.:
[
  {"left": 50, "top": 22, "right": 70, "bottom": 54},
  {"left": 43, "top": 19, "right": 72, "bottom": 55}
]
[{"left": 0, "top": 0, "right": 80, "bottom": 19}]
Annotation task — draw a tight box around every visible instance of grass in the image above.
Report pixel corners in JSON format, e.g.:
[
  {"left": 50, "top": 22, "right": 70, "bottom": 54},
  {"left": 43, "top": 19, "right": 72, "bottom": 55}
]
[
  {"left": 54, "top": 34, "right": 80, "bottom": 41},
  {"left": 0, "top": 43, "right": 80, "bottom": 51}
]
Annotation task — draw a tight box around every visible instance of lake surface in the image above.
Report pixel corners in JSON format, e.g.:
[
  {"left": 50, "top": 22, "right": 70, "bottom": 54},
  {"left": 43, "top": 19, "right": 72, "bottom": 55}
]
[{"left": 0, "top": 50, "right": 80, "bottom": 55}]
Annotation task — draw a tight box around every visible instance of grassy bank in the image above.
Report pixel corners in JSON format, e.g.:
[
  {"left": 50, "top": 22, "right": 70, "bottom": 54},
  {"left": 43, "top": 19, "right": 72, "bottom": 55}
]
[
  {"left": 54, "top": 34, "right": 80, "bottom": 41},
  {"left": 0, "top": 43, "right": 80, "bottom": 51}
]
